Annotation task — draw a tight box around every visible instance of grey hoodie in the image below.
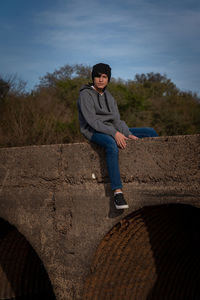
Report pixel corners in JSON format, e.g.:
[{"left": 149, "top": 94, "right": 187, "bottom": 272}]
[{"left": 77, "top": 84, "right": 132, "bottom": 140}]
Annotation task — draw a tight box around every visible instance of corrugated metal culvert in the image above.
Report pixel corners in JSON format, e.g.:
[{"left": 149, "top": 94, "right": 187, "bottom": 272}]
[
  {"left": 0, "top": 219, "right": 55, "bottom": 300},
  {"left": 84, "top": 204, "right": 200, "bottom": 300}
]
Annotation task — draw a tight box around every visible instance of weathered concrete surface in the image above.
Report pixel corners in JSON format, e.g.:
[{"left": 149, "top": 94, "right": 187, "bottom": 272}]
[{"left": 0, "top": 135, "right": 199, "bottom": 299}]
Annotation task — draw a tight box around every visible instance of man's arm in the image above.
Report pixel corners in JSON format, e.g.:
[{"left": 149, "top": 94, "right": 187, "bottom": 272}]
[{"left": 112, "top": 96, "right": 133, "bottom": 137}]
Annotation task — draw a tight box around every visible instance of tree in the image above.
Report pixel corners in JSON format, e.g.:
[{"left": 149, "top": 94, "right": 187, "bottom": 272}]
[
  {"left": 134, "top": 72, "right": 178, "bottom": 97},
  {"left": 0, "top": 77, "right": 10, "bottom": 99},
  {"left": 38, "top": 64, "right": 91, "bottom": 88}
]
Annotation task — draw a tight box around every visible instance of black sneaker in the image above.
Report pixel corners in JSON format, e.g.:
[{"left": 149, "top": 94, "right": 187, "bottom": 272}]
[{"left": 114, "top": 193, "right": 129, "bottom": 209}]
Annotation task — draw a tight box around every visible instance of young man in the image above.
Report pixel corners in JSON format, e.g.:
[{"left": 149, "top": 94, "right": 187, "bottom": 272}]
[{"left": 77, "top": 63, "right": 158, "bottom": 209}]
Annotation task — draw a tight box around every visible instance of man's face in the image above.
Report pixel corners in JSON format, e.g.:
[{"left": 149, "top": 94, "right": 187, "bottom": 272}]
[{"left": 93, "top": 73, "right": 108, "bottom": 91}]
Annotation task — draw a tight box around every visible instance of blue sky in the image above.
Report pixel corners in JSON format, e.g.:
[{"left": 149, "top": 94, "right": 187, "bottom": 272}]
[{"left": 1, "top": 0, "right": 200, "bottom": 94}]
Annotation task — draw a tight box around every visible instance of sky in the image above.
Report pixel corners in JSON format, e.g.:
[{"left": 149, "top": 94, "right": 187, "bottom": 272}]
[{"left": 0, "top": 0, "right": 200, "bottom": 95}]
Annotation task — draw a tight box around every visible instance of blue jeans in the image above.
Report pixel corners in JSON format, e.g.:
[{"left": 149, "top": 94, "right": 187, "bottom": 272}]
[{"left": 91, "top": 128, "right": 158, "bottom": 191}]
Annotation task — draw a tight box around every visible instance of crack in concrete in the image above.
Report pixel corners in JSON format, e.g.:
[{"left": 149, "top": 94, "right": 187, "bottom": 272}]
[{"left": 0, "top": 169, "right": 9, "bottom": 196}]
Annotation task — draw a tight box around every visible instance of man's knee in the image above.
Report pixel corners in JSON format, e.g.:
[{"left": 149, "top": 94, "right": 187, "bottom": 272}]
[
  {"left": 106, "top": 142, "right": 119, "bottom": 154},
  {"left": 148, "top": 128, "right": 158, "bottom": 137}
]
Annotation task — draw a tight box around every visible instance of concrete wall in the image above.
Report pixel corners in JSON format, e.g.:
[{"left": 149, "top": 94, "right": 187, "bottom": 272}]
[{"left": 0, "top": 135, "right": 199, "bottom": 299}]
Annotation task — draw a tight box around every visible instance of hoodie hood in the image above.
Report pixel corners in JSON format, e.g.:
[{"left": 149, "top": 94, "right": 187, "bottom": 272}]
[
  {"left": 80, "top": 84, "right": 110, "bottom": 112},
  {"left": 79, "top": 83, "right": 93, "bottom": 92}
]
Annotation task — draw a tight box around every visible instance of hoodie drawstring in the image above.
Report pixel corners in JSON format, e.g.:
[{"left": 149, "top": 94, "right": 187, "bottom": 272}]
[
  {"left": 105, "top": 93, "right": 110, "bottom": 112},
  {"left": 97, "top": 92, "right": 110, "bottom": 112},
  {"left": 97, "top": 93, "right": 102, "bottom": 109}
]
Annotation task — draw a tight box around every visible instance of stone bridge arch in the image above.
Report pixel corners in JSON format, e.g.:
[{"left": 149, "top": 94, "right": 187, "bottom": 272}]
[
  {"left": 0, "top": 135, "right": 199, "bottom": 299},
  {"left": 0, "top": 217, "right": 56, "bottom": 299}
]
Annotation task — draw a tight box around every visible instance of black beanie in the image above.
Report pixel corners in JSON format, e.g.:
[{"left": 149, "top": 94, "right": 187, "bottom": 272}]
[{"left": 92, "top": 63, "right": 111, "bottom": 82}]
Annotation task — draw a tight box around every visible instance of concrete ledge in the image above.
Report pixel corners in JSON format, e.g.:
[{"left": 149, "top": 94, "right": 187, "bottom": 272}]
[{"left": 0, "top": 135, "right": 199, "bottom": 299}]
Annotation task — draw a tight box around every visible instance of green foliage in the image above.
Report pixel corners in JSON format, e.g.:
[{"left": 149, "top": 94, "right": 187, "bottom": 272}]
[
  {"left": 38, "top": 64, "right": 91, "bottom": 88},
  {"left": 0, "top": 65, "right": 199, "bottom": 147}
]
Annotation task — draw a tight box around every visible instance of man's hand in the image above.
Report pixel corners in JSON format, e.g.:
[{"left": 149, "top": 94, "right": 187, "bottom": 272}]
[
  {"left": 114, "top": 132, "right": 128, "bottom": 149},
  {"left": 128, "top": 134, "right": 139, "bottom": 140}
]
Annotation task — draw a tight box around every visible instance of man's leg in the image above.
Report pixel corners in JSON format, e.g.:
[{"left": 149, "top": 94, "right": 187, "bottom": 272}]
[
  {"left": 129, "top": 127, "right": 158, "bottom": 138},
  {"left": 91, "top": 132, "right": 128, "bottom": 209},
  {"left": 91, "top": 132, "right": 122, "bottom": 191}
]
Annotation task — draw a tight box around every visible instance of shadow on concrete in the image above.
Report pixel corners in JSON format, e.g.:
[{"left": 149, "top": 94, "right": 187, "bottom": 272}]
[{"left": 0, "top": 218, "right": 56, "bottom": 300}]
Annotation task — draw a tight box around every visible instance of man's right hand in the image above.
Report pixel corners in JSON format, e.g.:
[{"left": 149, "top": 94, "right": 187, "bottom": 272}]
[{"left": 114, "top": 132, "right": 128, "bottom": 149}]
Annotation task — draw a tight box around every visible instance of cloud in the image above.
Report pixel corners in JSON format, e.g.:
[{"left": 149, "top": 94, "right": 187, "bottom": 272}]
[
  {"left": 1, "top": 0, "right": 200, "bottom": 93},
  {"left": 34, "top": 0, "right": 200, "bottom": 57}
]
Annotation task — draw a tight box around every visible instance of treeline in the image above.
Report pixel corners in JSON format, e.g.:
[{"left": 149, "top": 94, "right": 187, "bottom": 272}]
[{"left": 0, "top": 64, "right": 199, "bottom": 147}]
